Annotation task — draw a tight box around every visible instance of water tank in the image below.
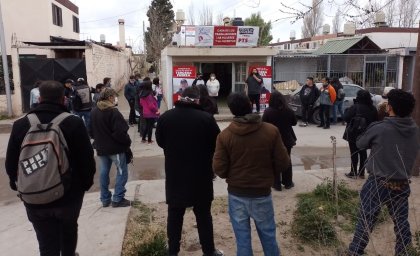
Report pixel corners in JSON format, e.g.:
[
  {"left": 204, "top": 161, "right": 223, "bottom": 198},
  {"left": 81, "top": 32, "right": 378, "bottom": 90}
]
[
  {"left": 290, "top": 30, "right": 296, "bottom": 40},
  {"left": 176, "top": 9, "right": 185, "bottom": 23},
  {"left": 100, "top": 34, "right": 106, "bottom": 43},
  {"left": 232, "top": 17, "right": 244, "bottom": 26},
  {"left": 343, "top": 22, "right": 356, "bottom": 35},
  {"left": 322, "top": 24, "right": 330, "bottom": 34},
  {"left": 375, "top": 11, "right": 386, "bottom": 24}
]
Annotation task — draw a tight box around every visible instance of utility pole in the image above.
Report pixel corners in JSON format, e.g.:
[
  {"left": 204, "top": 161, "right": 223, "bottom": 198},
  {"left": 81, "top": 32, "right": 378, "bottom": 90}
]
[
  {"left": 412, "top": 21, "right": 420, "bottom": 176},
  {"left": 0, "top": 0, "right": 12, "bottom": 117}
]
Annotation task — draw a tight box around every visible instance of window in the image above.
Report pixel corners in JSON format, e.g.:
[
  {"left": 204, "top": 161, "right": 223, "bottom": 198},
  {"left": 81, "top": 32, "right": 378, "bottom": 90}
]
[
  {"left": 73, "top": 16, "right": 79, "bottom": 33},
  {"left": 52, "top": 4, "right": 62, "bottom": 27}
]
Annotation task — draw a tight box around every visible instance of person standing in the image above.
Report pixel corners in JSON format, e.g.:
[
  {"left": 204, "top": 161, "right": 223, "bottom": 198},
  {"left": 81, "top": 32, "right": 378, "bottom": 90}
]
[
  {"left": 156, "top": 87, "right": 223, "bottom": 256},
  {"left": 140, "top": 81, "right": 159, "bottom": 144},
  {"left": 192, "top": 72, "right": 205, "bottom": 86},
  {"left": 245, "top": 68, "right": 263, "bottom": 113},
  {"left": 153, "top": 77, "right": 164, "bottom": 109},
  {"left": 343, "top": 90, "right": 378, "bottom": 179},
  {"left": 318, "top": 77, "right": 336, "bottom": 129},
  {"left": 73, "top": 78, "right": 94, "bottom": 136},
  {"left": 299, "top": 77, "right": 320, "bottom": 126},
  {"left": 29, "top": 80, "right": 41, "bottom": 109},
  {"left": 197, "top": 84, "right": 218, "bottom": 115},
  {"left": 124, "top": 75, "right": 138, "bottom": 126},
  {"left": 331, "top": 77, "right": 345, "bottom": 125},
  {"left": 262, "top": 91, "right": 297, "bottom": 190},
  {"left": 206, "top": 73, "right": 220, "bottom": 114},
  {"left": 92, "top": 83, "right": 105, "bottom": 104},
  {"left": 213, "top": 93, "right": 289, "bottom": 256},
  {"left": 5, "top": 80, "right": 96, "bottom": 256},
  {"left": 64, "top": 79, "right": 75, "bottom": 112},
  {"left": 91, "top": 88, "right": 132, "bottom": 208},
  {"left": 347, "top": 89, "right": 419, "bottom": 256}
]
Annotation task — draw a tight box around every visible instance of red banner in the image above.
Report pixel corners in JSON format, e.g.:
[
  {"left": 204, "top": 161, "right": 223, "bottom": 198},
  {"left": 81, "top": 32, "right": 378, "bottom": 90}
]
[
  {"left": 213, "top": 26, "right": 238, "bottom": 46},
  {"left": 249, "top": 66, "right": 272, "bottom": 78},
  {"left": 172, "top": 66, "right": 196, "bottom": 78}
]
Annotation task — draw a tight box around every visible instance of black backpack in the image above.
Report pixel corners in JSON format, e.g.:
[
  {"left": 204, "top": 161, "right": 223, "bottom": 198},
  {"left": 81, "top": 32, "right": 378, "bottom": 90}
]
[{"left": 346, "top": 105, "right": 367, "bottom": 141}]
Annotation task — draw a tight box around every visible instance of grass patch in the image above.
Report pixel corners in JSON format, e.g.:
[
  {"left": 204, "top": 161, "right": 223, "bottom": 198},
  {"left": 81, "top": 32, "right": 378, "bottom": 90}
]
[
  {"left": 122, "top": 201, "right": 167, "bottom": 256},
  {"left": 291, "top": 179, "right": 359, "bottom": 246}
]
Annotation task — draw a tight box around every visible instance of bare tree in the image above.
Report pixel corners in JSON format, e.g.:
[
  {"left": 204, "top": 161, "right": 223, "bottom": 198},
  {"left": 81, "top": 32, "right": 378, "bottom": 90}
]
[
  {"left": 332, "top": 10, "right": 341, "bottom": 33},
  {"left": 396, "top": 0, "right": 420, "bottom": 27},
  {"left": 301, "top": 0, "right": 323, "bottom": 38},
  {"left": 215, "top": 13, "right": 224, "bottom": 25},
  {"left": 199, "top": 4, "right": 213, "bottom": 25},
  {"left": 188, "top": 2, "right": 196, "bottom": 25}
]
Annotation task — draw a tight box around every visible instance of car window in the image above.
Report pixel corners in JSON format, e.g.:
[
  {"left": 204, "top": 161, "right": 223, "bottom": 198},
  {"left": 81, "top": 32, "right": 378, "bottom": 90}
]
[{"left": 343, "top": 85, "right": 360, "bottom": 98}]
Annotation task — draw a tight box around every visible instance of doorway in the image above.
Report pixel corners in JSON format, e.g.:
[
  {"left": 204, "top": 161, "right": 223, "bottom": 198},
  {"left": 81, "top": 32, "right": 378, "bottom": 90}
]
[{"left": 200, "top": 63, "right": 232, "bottom": 99}]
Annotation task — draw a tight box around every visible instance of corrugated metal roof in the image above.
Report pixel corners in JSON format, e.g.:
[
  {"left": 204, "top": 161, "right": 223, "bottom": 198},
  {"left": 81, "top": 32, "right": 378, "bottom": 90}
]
[{"left": 313, "top": 37, "right": 365, "bottom": 55}]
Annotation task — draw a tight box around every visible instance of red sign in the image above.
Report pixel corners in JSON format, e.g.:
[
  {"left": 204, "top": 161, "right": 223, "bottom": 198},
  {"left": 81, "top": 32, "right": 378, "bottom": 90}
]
[
  {"left": 213, "top": 26, "right": 238, "bottom": 46},
  {"left": 173, "top": 66, "right": 196, "bottom": 78},
  {"left": 249, "top": 66, "right": 272, "bottom": 78}
]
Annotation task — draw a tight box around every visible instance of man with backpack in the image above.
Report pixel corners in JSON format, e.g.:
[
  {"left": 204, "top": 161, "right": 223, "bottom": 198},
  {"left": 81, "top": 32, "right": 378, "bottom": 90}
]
[
  {"left": 5, "top": 80, "right": 96, "bottom": 256},
  {"left": 73, "top": 78, "right": 93, "bottom": 137}
]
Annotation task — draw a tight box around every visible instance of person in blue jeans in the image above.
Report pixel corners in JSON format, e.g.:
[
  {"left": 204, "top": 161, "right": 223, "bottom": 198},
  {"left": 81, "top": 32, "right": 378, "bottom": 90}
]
[
  {"left": 213, "top": 93, "right": 290, "bottom": 256},
  {"left": 347, "top": 89, "right": 418, "bottom": 256},
  {"left": 91, "top": 88, "right": 132, "bottom": 208},
  {"left": 331, "top": 77, "right": 345, "bottom": 124}
]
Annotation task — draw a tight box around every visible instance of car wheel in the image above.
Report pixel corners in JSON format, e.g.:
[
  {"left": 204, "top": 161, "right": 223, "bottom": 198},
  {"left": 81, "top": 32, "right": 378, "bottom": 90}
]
[{"left": 311, "top": 108, "right": 321, "bottom": 124}]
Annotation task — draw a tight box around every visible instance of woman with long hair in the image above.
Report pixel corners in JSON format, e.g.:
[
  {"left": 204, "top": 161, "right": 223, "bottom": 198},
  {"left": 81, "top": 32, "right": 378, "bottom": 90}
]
[
  {"left": 245, "top": 68, "right": 263, "bottom": 113},
  {"left": 343, "top": 90, "right": 378, "bottom": 178},
  {"left": 197, "top": 84, "right": 217, "bottom": 115},
  {"left": 262, "top": 91, "right": 297, "bottom": 190},
  {"left": 139, "top": 81, "right": 159, "bottom": 144}
]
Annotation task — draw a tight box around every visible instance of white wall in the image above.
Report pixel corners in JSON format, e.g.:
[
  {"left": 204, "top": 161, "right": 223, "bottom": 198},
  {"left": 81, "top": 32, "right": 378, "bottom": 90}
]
[
  {"left": 365, "top": 32, "right": 418, "bottom": 49},
  {"left": 0, "top": 0, "right": 79, "bottom": 55}
]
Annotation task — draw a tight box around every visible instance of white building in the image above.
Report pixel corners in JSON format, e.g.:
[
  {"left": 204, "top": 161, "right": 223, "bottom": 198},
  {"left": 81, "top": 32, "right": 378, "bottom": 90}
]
[{"left": 0, "top": 0, "right": 80, "bottom": 56}]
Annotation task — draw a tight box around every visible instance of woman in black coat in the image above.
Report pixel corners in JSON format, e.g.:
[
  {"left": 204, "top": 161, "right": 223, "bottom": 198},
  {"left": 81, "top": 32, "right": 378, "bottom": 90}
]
[
  {"left": 343, "top": 90, "right": 378, "bottom": 178},
  {"left": 262, "top": 91, "right": 297, "bottom": 190}
]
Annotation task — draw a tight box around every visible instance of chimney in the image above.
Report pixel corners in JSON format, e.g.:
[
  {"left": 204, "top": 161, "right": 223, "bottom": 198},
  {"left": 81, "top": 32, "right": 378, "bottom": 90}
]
[
  {"left": 118, "top": 19, "right": 125, "bottom": 48},
  {"left": 100, "top": 34, "right": 106, "bottom": 43}
]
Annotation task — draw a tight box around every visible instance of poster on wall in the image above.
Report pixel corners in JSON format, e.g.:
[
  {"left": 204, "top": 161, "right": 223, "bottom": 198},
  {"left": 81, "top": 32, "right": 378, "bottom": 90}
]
[
  {"left": 172, "top": 66, "right": 197, "bottom": 103},
  {"left": 195, "top": 26, "right": 214, "bottom": 47},
  {"left": 249, "top": 66, "right": 272, "bottom": 112},
  {"left": 236, "top": 27, "right": 260, "bottom": 47},
  {"left": 194, "top": 26, "right": 259, "bottom": 47}
]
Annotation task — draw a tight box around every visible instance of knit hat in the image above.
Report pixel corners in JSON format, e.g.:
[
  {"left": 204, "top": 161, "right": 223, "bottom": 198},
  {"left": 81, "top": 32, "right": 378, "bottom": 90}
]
[{"left": 99, "top": 88, "right": 119, "bottom": 101}]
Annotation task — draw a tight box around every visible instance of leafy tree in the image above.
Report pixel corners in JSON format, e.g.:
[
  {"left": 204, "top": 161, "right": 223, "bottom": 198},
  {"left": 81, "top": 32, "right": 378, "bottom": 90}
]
[
  {"left": 244, "top": 13, "right": 273, "bottom": 46},
  {"left": 145, "top": 0, "right": 175, "bottom": 72}
]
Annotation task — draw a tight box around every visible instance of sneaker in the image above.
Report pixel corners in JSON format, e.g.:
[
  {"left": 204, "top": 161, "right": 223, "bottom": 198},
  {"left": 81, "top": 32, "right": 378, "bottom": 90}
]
[
  {"left": 111, "top": 198, "right": 131, "bottom": 208},
  {"left": 284, "top": 182, "right": 295, "bottom": 189},
  {"left": 203, "top": 249, "right": 224, "bottom": 256},
  {"left": 102, "top": 201, "right": 111, "bottom": 207},
  {"left": 345, "top": 172, "right": 358, "bottom": 179}
]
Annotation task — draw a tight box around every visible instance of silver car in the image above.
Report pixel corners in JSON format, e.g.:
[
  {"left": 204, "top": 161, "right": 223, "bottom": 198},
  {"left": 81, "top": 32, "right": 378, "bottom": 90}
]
[{"left": 288, "top": 83, "right": 381, "bottom": 124}]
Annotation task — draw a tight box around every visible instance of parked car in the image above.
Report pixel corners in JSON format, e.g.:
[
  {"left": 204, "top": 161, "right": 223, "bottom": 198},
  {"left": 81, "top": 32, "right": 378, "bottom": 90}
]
[{"left": 288, "top": 83, "right": 381, "bottom": 124}]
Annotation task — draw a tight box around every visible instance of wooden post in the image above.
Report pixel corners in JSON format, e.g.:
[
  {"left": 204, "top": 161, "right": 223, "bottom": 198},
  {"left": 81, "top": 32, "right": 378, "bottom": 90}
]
[{"left": 331, "top": 136, "right": 338, "bottom": 218}]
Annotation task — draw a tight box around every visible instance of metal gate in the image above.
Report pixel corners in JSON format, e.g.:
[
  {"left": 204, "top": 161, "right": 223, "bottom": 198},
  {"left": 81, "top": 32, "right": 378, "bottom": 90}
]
[{"left": 20, "top": 58, "right": 86, "bottom": 112}]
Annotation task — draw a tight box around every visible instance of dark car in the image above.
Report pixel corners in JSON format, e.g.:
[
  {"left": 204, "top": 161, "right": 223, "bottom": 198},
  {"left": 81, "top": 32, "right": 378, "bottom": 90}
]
[{"left": 288, "top": 83, "right": 380, "bottom": 124}]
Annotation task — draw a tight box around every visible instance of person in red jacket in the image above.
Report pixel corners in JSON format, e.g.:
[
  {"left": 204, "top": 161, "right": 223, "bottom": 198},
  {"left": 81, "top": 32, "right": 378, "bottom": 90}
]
[{"left": 140, "top": 81, "right": 159, "bottom": 144}]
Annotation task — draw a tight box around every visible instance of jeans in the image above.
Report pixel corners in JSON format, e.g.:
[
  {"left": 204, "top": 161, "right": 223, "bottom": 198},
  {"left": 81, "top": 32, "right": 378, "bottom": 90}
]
[
  {"left": 349, "top": 176, "right": 412, "bottom": 255},
  {"left": 74, "top": 110, "right": 92, "bottom": 136},
  {"left": 98, "top": 153, "right": 128, "bottom": 204},
  {"left": 228, "top": 193, "right": 280, "bottom": 256},
  {"left": 248, "top": 94, "right": 261, "bottom": 113},
  {"left": 25, "top": 195, "right": 84, "bottom": 256},
  {"left": 157, "top": 95, "right": 163, "bottom": 109},
  {"left": 348, "top": 141, "right": 367, "bottom": 176},
  {"left": 332, "top": 100, "right": 344, "bottom": 123},
  {"left": 167, "top": 201, "right": 215, "bottom": 255},
  {"left": 142, "top": 118, "right": 155, "bottom": 142},
  {"left": 319, "top": 104, "right": 330, "bottom": 127}
]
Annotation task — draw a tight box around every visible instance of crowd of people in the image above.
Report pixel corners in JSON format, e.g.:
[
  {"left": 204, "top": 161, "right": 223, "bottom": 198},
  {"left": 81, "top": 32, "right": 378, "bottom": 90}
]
[{"left": 4, "top": 74, "right": 419, "bottom": 256}]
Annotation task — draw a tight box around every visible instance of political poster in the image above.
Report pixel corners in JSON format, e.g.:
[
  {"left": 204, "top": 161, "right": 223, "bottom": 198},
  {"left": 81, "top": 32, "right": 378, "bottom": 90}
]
[
  {"left": 194, "top": 26, "right": 259, "bottom": 47},
  {"left": 195, "top": 26, "right": 214, "bottom": 47},
  {"left": 249, "top": 66, "right": 273, "bottom": 112},
  {"left": 172, "top": 66, "right": 197, "bottom": 103},
  {"left": 236, "top": 26, "right": 260, "bottom": 47}
]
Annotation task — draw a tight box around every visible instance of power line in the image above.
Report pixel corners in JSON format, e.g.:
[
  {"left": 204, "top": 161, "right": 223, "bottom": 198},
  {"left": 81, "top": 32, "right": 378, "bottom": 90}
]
[{"left": 81, "top": 8, "right": 145, "bottom": 23}]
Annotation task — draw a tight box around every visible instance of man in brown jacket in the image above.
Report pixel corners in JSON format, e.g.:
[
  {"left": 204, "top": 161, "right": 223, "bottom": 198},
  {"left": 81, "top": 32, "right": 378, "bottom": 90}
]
[{"left": 213, "top": 93, "right": 290, "bottom": 256}]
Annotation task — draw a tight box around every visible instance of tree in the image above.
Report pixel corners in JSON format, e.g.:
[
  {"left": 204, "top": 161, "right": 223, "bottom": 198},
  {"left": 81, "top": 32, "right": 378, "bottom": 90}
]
[
  {"left": 188, "top": 2, "right": 195, "bottom": 25},
  {"left": 332, "top": 10, "right": 341, "bottom": 33},
  {"left": 198, "top": 4, "right": 213, "bottom": 25},
  {"left": 244, "top": 12, "right": 273, "bottom": 46},
  {"left": 301, "top": 0, "right": 323, "bottom": 38},
  {"left": 145, "top": 0, "right": 175, "bottom": 72}
]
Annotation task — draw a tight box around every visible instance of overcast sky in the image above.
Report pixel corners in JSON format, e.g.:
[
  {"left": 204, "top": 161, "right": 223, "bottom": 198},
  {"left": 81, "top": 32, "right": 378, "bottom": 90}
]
[{"left": 71, "top": 0, "right": 339, "bottom": 52}]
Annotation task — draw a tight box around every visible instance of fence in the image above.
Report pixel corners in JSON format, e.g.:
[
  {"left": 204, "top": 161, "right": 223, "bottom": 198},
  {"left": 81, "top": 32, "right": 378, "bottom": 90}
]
[{"left": 273, "top": 54, "right": 399, "bottom": 95}]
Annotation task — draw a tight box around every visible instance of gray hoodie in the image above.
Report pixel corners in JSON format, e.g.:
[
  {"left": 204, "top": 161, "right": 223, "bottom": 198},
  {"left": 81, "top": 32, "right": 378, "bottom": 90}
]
[{"left": 356, "top": 117, "right": 419, "bottom": 180}]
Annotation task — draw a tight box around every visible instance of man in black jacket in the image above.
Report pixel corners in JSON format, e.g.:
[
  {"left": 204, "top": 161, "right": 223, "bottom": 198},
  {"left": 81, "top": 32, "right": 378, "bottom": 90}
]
[
  {"left": 5, "top": 80, "right": 96, "bottom": 256},
  {"left": 156, "top": 87, "right": 223, "bottom": 256},
  {"left": 91, "top": 88, "right": 132, "bottom": 208},
  {"left": 299, "top": 77, "right": 320, "bottom": 127}
]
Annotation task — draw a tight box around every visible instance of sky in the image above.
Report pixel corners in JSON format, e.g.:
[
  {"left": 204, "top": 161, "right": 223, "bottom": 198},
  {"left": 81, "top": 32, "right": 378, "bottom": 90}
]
[{"left": 71, "top": 0, "right": 340, "bottom": 52}]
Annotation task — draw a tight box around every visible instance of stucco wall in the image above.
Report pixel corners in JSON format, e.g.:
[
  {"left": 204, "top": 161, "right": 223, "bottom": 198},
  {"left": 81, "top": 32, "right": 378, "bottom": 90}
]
[
  {"left": 85, "top": 44, "right": 131, "bottom": 92},
  {"left": 367, "top": 32, "right": 418, "bottom": 49}
]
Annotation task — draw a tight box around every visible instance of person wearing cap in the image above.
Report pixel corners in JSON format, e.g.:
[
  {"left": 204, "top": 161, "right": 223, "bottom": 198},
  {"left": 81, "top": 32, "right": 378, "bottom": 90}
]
[
  {"left": 156, "top": 87, "right": 223, "bottom": 256},
  {"left": 90, "top": 88, "right": 132, "bottom": 208},
  {"left": 192, "top": 72, "right": 205, "bottom": 86}
]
